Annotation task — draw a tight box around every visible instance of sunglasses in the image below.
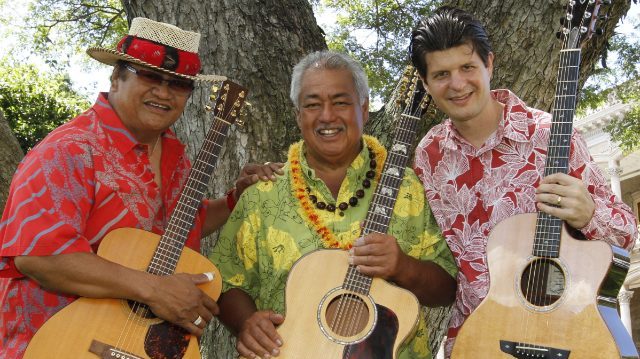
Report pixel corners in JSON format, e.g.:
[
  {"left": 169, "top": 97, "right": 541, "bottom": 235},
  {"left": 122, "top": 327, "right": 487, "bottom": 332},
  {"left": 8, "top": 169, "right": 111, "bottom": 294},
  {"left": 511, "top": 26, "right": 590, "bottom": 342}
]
[{"left": 122, "top": 63, "right": 195, "bottom": 93}]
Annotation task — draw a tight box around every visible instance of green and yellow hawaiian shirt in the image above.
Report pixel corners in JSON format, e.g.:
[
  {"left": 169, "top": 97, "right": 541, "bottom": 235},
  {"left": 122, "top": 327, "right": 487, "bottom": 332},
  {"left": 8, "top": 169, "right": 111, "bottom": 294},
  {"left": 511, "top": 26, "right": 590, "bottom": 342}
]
[{"left": 210, "top": 137, "right": 457, "bottom": 359}]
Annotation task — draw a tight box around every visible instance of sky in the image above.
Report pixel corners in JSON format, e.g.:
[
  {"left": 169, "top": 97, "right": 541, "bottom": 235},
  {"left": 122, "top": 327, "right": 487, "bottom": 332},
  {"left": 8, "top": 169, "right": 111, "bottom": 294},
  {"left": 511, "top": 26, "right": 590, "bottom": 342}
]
[{"left": 1, "top": 1, "right": 638, "bottom": 100}]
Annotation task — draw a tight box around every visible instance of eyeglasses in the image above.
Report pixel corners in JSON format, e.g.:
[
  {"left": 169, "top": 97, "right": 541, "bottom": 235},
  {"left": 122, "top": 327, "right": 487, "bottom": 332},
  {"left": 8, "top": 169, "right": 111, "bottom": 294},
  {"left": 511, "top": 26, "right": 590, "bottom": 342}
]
[{"left": 122, "top": 63, "right": 195, "bottom": 93}]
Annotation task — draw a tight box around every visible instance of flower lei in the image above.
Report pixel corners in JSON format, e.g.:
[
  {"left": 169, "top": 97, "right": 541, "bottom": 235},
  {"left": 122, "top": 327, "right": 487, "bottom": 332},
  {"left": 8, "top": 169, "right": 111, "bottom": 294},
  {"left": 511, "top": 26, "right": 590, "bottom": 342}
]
[{"left": 288, "top": 135, "right": 387, "bottom": 249}]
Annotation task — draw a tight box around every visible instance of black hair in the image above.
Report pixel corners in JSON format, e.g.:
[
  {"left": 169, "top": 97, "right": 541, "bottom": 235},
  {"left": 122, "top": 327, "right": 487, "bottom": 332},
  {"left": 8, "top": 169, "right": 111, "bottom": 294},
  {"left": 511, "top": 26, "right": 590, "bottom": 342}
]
[{"left": 409, "top": 6, "right": 493, "bottom": 78}]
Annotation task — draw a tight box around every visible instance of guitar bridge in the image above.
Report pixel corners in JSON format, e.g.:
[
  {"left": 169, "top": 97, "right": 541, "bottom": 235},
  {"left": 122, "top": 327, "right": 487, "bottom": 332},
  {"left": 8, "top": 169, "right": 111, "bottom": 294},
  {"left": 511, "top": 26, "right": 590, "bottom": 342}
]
[
  {"left": 89, "top": 339, "right": 143, "bottom": 359},
  {"left": 500, "top": 340, "right": 570, "bottom": 358}
]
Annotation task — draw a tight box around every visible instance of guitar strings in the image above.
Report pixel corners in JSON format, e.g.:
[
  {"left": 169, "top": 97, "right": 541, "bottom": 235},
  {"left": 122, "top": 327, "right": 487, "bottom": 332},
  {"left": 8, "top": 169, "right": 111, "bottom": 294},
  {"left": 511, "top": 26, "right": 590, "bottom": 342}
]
[
  {"left": 332, "top": 82, "right": 425, "bottom": 351},
  {"left": 114, "top": 84, "right": 236, "bottom": 356},
  {"left": 520, "top": 2, "right": 581, "bottom": 351}
]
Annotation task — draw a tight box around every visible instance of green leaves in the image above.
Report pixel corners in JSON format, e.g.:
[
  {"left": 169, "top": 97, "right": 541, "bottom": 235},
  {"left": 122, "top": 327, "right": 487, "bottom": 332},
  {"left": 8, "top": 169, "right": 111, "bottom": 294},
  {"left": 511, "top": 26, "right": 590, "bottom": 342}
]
[
  {"left": 319, "top": 0, "right": 441, "bottom": 106},
  {"left": 579, "top": 13, "right": 640, "bottom": 152},
  {"left": 0, "top": 61, "right": 90, "bottom": 151},
  {"left": 27, "top": 0, "right": 126, "bottom": 69}
]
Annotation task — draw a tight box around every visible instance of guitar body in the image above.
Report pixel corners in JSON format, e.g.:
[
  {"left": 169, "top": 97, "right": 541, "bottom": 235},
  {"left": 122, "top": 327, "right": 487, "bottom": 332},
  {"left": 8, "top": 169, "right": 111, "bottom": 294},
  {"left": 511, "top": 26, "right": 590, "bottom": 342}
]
[
  {"left": 23, "top": 227, "right": 222, "bottom": 359},
  {"left": 452, "top": 213, "right": 631, "bottom": 359},
  {"left": 277, "top": 249, "right": 420, "bottom": 359}
]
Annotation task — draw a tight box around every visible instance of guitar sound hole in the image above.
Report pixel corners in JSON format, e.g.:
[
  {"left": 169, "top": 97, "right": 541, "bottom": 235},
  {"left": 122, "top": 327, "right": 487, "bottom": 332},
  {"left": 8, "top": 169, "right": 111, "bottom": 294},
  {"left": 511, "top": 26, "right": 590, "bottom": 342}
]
[
  {"left": 325, "top": 294, "right": 369, "bottom": 337},
  {"left": 520, "top": 258, "right": 565, "bottom": 307},
  {"left": 127, "top": 300, "right": 156, "bottom": 319}
]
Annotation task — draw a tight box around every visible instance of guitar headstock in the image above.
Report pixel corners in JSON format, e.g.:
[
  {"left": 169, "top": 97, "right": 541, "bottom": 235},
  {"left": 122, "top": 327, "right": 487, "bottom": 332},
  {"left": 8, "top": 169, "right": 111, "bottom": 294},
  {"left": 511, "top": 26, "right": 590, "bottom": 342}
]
[
  {"left": 207, "top": 80, "right": 249, "bottom": 126},
  {"left": 396, "top": 66, "right": 432, "bottom": 119},
  {"left": 558, "top": 0, "right": 611, "bottom": 49}
]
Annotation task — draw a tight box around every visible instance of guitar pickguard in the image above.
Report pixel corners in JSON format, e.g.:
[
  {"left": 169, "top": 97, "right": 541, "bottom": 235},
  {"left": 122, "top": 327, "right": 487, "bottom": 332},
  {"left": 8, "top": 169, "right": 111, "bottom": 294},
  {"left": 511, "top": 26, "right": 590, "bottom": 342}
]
[
  {"left": 145, "top": 321, "right": 190, "bottom": 359},
  {"left": 343, "top": 303, "right": 399, "bottom": 359}
]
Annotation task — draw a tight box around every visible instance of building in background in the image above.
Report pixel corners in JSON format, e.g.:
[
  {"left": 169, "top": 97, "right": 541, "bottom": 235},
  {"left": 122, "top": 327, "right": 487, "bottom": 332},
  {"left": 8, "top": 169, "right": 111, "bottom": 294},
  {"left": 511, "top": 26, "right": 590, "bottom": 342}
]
[{"left": 575, "top": 99, "right": 640, "bottom": 349}]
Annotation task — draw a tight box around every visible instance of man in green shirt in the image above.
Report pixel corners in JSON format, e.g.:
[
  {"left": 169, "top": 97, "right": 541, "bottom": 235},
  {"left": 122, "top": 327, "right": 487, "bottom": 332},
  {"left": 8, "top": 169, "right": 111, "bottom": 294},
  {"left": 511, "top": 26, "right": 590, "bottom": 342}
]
[{"left": 210, "top": 50, "right": 457, "bottom": 359}]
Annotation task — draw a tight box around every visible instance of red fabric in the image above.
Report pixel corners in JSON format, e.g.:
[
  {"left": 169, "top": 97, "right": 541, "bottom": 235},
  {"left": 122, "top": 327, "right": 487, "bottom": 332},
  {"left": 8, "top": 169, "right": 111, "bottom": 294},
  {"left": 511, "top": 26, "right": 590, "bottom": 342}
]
[
  {"left": 0, "top": 93, "right": 207, "bottom": 357},
  {"left": 413, "top": 89, "right": 638, "bottom": 357},
  {"left": 117, "top": 36, "right": 201, "bottom": 76}
]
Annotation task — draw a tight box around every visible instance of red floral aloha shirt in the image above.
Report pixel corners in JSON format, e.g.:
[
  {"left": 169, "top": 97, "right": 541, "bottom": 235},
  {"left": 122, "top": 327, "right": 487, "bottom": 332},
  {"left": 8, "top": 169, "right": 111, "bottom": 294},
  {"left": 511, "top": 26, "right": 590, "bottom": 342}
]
[
  {"left": 413, "top": 89, "right": 638, "bottom": 357},
  {"left": 0, "top": 93, "right": 207, "bottom": 358}
]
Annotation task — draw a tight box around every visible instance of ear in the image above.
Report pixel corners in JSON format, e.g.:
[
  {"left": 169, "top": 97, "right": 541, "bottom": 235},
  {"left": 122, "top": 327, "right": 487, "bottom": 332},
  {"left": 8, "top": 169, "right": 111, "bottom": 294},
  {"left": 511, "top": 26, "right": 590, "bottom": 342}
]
[
  {"left": 109, "top": 69, "right": 120, "bottom": 92},
  {"left": 294, "top": 109, "right": 302, "bottom": 128},
  {"left": 361, "top": 98, "right": 369, "bottom": 126},
  {"left": 486, "top": 52, "right": 495, "bottom": 80},
  {"left": 419, "top": 76, "right": 432, "bottom": 96}
]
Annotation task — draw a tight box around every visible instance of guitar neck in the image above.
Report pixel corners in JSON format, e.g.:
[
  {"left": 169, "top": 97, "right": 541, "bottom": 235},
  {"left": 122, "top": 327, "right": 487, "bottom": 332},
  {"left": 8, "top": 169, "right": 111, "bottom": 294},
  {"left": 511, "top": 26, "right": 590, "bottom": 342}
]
[
  {"left": 147, "top": 118, "right": 231, "bottom": 276},
  {"left": 343, "top": 112, "right": 420, "bottom": 295},
  {"left": 533, "top": 48, "right": 581, "bottom": 258}
]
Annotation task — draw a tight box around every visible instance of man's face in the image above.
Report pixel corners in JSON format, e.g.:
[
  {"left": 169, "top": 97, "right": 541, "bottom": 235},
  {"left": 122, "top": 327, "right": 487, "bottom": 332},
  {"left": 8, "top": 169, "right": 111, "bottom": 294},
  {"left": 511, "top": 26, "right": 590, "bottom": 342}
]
[
  {"left": 423, "top": 44, "right": 494, "bottom": 126},
  {"left": 296, "top": 68, "right": 369, "bottom": 168},
  {"left": 108, "top": 63, "right": 192, "bottom": 142}
]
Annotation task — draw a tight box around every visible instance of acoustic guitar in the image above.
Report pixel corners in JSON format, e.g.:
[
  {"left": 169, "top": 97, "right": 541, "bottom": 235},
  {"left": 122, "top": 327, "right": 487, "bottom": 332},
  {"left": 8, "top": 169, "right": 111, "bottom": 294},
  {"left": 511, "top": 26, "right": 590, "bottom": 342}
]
[
  {"left": 275, "top": 70, "right": 432, "bottom": 358},
  {"left": 451, "top": 1, "right": 638, "bottom": 358},
  {"left": 23, "top": 80, "right": 248, "bottom": 359}
]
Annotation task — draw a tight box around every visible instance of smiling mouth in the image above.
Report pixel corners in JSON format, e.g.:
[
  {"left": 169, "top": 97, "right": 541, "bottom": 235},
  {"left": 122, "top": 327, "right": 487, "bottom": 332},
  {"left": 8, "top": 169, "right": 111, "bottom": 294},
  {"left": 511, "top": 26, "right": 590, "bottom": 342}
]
[
  {"left": 144, "top": 101, "right": 171, "bottom": 111},
  {"left": 316, "top": 128, "right": 342, "bottom": 136},
  {"left": 449, "top": 92, "right": 472, "bottom": 102}
]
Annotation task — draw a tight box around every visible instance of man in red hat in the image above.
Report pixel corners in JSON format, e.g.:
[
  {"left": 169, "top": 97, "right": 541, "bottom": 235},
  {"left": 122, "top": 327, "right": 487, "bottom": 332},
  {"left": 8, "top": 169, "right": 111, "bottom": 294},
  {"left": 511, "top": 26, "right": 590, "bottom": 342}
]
[{"left": 0, "top": 17, "right": 281, "bottom": 357}]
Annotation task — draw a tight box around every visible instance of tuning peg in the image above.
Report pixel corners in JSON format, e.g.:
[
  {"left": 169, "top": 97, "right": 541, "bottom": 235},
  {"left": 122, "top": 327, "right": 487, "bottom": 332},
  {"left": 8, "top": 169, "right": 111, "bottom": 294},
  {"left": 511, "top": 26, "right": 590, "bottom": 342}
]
[
  {"left": 205, "top": 105, "right": 213, "bottom": 112},
  {"left": 210, "top": 85, "right": 219, "bottom": 93},
  {"left": 236, "top": 119, "right": 245, "bottom": 127},
  {"left": 245, "top": 101, "right": 252, "bottom": 108}
]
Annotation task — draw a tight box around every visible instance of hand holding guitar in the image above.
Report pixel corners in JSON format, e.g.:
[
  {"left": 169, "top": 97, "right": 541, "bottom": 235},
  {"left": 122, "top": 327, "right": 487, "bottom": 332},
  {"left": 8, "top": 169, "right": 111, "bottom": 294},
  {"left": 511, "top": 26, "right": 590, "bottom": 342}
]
[
  {"left": 145, "top": 272, "right": 220, "bottom": 337},
  {"left": 348, "top": 233, "right": 405, "bottom": 279},
  {"left": 535, "top": 172, "right": 596, "bottom": 229},
  {"left": 236, "top": 310, "right": 284, "bottom": 359}
]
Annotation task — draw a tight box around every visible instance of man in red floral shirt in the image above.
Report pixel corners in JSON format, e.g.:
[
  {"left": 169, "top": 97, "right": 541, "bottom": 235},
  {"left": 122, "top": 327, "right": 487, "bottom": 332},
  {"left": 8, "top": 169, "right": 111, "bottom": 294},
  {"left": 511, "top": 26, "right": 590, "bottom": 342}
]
[
  {"left": 409, "top": 6, "right": 638, "bottom": 357},
  {"left": 0, "top": 17, "right": 282, "bottom": 357}
]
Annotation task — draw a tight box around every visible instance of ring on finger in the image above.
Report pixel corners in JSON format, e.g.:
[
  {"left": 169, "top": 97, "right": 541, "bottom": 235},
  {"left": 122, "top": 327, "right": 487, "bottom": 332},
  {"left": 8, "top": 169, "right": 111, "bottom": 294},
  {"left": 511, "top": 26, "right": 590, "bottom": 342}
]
[
  {"left": 556, "top": 196, "right": 562, "bottom": 206},
  {"left": 193, "top": 315, "right": 203, "bottom": 326}
]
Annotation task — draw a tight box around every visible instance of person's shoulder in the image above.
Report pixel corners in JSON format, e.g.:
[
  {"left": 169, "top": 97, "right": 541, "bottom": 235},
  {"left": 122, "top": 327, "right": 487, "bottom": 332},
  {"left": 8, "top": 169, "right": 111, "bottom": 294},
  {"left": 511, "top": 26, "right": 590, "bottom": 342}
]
[{"left": 25, "top": 110, "right": 100, "bottom": 162}]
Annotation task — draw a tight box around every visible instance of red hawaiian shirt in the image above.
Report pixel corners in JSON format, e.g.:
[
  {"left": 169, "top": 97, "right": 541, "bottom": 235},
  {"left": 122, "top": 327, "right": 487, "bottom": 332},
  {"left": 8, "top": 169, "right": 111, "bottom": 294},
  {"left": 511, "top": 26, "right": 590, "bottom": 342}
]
[
  {"left": 413, "top": 89, "right": 638, "bottom": 357},
  {"left": 0, "top": 93, "right": 207, "bottom": 358}
]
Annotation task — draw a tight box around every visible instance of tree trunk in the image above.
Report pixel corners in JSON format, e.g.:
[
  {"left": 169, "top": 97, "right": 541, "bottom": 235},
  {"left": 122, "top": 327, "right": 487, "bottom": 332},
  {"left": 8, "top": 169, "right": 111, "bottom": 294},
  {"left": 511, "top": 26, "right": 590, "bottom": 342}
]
[
  {"left": 0, "top": 110, "right": 23, "bottom": 213},
  {"left": 115, "top": 1, "right": 632, "bottom": 358},
  {"left": 121, "top": 1, "right": 326, "bottom": 357},
  {"left": 122, "top": 0, "right": 325, "bottom": 201}
]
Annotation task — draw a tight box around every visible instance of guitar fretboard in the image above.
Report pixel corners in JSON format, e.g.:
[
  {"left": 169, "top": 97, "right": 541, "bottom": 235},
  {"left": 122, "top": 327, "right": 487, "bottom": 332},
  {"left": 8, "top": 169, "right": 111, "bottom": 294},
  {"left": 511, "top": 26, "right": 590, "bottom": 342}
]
[
  {"left": 343, "top": 81, "right": 427, "bottom": 294},
  {"left": 148, "top": 118, "right": 231, "bottom": 276},
  {"left": 533, "top": 48, "right": 581, "bottom": 258}
]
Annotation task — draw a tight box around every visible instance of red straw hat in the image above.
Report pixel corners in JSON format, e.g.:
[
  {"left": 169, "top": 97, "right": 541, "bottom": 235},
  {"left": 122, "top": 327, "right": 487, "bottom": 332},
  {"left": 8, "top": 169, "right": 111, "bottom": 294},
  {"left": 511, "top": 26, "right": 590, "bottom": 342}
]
[{"left": 87, "top": 17, "right": 225, "bottom": 82}]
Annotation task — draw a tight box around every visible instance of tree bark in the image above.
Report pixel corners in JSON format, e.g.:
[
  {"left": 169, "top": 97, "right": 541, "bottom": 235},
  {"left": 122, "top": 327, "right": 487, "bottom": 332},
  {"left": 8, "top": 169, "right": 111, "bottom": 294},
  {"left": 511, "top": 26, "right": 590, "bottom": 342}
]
[
  {"left": 0, "top": 110, "right": 24, "bottom": 213},
  {"left": 115, "top": 1, "right": 632, "bottom": 358},
  {"left": 121, "top": 1, "right": 326, "bottom": 357},
  {"left": 122, "top": 0, "right": 325, "bottom": 201}
]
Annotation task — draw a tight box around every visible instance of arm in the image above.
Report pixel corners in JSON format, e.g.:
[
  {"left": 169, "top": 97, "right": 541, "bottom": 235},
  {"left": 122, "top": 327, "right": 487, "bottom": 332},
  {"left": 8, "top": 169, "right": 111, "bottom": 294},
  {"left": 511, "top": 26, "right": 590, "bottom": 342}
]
[
  {"left": 202, "top": 162, "right": 284, "bottom": 236},
  {"left": 217, "top": 288, "right": 284, "bottom": 358},
  {"left": 349, "top": 234, "right": 456, "bottom": 306},
  {"left": 14, "top": 252, "right": 218, "bottom": 336},
  {"left": 536, "top": 132, "right": 638, "bottom": 250}
]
